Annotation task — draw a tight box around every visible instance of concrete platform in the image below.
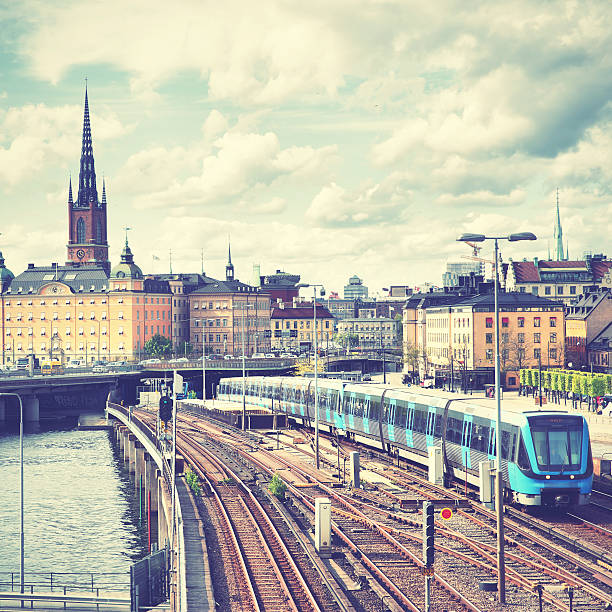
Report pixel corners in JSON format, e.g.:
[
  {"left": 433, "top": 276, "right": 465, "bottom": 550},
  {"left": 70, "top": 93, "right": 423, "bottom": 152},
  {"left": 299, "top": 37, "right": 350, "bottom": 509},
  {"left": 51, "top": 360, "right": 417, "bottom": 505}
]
[{"left": 178, "top": 398, "right": 287, "bottom": 429}]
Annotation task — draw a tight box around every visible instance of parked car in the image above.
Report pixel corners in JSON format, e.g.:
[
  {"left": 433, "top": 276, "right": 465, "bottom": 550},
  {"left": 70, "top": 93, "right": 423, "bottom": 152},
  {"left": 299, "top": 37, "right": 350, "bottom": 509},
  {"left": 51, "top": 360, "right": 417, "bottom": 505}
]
[
  {"left": 66, "top": 359, "right": 84, "bottom": 369},
  {"left": 362, "top": 374, "right": 371, "bottom": 381},
  {"left": 92, "top": 364, "right": 106, "bottom": 373},
  {"left": 252, "top": 352, "right": 265, "bottom": 359},
  {"left": 224, "top": 355, "right": 235, "bottom": 360},
  {"left": 265, "top": 353, "right": 275, "bottom": 359}
]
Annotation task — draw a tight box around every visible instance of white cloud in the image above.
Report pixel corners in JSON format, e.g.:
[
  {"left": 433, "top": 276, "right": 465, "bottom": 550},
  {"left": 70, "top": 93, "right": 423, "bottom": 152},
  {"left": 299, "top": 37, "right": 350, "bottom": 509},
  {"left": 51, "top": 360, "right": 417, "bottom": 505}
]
[{"left": 0, "top": 103, "right": 127, "bottom": 187}]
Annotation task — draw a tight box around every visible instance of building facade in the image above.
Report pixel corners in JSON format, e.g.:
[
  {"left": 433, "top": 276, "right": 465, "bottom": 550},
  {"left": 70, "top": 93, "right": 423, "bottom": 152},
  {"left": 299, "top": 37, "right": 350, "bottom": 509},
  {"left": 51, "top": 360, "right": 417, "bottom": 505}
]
[
  {"left": 343, "top": 275, "right": 368, "bottom": 300},
  {"left": 337, "top": 317, "right": 400, "bottom": 349},
  {"left": 270, "top": 304, "right": 334, "bottom": 352}
]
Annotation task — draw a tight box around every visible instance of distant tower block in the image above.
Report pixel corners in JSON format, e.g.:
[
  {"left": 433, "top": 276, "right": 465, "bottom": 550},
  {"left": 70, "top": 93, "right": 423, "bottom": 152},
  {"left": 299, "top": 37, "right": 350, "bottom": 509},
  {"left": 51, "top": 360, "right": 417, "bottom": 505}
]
[
  {"left": 350, "top": 451, "right": 360, "bottom": 489},
  {"left": 314, "top": 497, "right": 332, "bottom": 557}
]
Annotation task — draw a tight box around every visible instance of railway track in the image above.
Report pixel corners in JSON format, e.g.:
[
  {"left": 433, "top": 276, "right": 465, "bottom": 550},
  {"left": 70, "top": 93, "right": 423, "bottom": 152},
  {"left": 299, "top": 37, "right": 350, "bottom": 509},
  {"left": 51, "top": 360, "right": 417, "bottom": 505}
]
[{"left": 134, "top": 405, "right": 612, "bottom": 610}]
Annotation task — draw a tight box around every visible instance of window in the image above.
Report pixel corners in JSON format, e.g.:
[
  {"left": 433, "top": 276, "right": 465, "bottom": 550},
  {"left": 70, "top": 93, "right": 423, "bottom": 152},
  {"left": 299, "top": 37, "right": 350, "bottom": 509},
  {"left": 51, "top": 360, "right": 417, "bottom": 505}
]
[
  {"left": 531, "top": 286, "right": 539, "bottom": 295},
  {"left": 570, "top": 286, "right": 576, "bottom": 295},
  {"left": 90, "top": 327, "right": 95, "bottom": 335},
  {"left": 502, "top": 333, "right": 508, "bottom": 343},
  {"left": 534, "top": 333, "right": 541, "bottom": 343},
  {"left": 53, "top": 312, "right": 58, "bottom": 320},
  {"left": 534, "top": 348, "right": 541, "bottom": 359},
  {"left": 558, "top": 286, "right": 564, "bottom": 295},
  {"left": 485, "top": 333, "right": 493, "bottom": 344},
  {"left": 518, "top": 348, "right": 525, "bottom": 359},
  {"left": 518, "top": 317, "right": 524, "bottom": 327},
  {"left": 40, "top": 313, "right": 46, "bottom": 320},
  {"left": 550, "top": 332, "right": 557, "bottom": 343},
  {"left": 118, "top": 327, "right": 124, "bottom": 335},
  {"left": 545, "top": 286, "right": 551, "bottom": 295},
  {"left": 486, "top": 349, "right": 493, "bottom": 360},
  {"left": 518, "top": 332, "right": 525, "bottom": 343},
  {"left": 76, "top": 217, "right": 86, "bottom": 243},
  {"left": 78, "top": 328, "right": 84, "bottom": 335},
  {"left": 534, "top": 317, "right": 540, "bottom": 327},
  {"left": 486, "top": 317, "right": 493, "bottom": 328},
  {"left": 78, "top": 312, "right": 84, "bottom": 320},
  {"left": 549, "top": 317, "right": 557, "bottom": 327},
  {"left": 65, "top": 328, "right": 71, "bottom": 335},
  {"left": 501, "top": 317, "right": 509, "bottom": 328},
  {"left": 118, "top": 312, "right": 124, "bottom": 319}
]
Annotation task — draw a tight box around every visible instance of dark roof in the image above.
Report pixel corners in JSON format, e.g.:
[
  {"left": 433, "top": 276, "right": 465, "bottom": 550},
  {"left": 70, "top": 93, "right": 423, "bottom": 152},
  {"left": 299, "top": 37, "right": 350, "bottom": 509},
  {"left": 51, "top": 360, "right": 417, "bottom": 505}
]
[
  {"left": 538, "top": 260, "right": 587, "bottom": 269},
  {"left": 511, "top": 261, "right": 540, "bottom": 282},
  {"left": 272, "top": 305, "right": 334, "bottom": 319},
  {"left": 453, "top": 292, "right": 564, "bottom": 309},
  {"left": 566, "top": 289, "right": 612, "bottom": 320},
  {"left": 591, "top": 260, "right": 612, "bottom": 280},
  {"left": 589, "top": 322, "right": 612, "bottom": 350},
  {"left": 6, "top": 264, "right": 110, "bottom": 294},
  {"left": 404, "top": 292, "right": 468, "bottom": 310},
  {"left": 190, "top": 279, "right": 264, "bottom": 295}
]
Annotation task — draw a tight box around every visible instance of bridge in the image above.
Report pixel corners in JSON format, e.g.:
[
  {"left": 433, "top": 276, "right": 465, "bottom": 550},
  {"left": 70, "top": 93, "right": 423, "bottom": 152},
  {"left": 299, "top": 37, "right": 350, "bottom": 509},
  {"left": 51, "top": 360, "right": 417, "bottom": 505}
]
[{"left": 0, "top": 358, "right": 295, "bottom": 426}]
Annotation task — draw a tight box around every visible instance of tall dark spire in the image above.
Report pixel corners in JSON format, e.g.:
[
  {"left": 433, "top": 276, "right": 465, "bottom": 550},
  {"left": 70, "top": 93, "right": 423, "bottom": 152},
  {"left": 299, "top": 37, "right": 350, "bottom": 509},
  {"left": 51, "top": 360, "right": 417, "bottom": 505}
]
[
  {"left": 553, "top": 188, "right": 565, "bottom": 261},
  {"left": 226, "top": 237, "right": 235, "bottom": 281},
  {"left": 101, "top": 177, "right": 107, "bottom": 205},
  {"left": 68, "top": 176, "right": 73, "bottom": 205},
  {"left": 76, "top": 84, "right": 99, "bottom": 208}
]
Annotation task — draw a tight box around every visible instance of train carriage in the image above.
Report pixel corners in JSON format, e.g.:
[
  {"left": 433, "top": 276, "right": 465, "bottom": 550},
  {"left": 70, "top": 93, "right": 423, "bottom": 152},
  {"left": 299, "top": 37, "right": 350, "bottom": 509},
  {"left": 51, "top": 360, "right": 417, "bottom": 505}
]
[{"left": 217, "top": 376, "right": 592, "bottom": 507}]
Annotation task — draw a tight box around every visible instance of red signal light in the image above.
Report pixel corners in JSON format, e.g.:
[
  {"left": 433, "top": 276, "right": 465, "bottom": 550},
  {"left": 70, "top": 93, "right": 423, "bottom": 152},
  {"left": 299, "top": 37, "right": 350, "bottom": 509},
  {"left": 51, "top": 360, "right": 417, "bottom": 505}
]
[{"left": 440, "top": 508, "right": 452, "bottom": 520}]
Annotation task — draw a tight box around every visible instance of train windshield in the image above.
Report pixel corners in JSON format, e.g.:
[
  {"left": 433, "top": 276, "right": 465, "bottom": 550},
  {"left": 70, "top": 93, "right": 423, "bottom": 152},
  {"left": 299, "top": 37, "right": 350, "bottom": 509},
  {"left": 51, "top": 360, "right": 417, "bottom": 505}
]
[{"left": 528, "top": 415, "right": 583, "bottom": 471}]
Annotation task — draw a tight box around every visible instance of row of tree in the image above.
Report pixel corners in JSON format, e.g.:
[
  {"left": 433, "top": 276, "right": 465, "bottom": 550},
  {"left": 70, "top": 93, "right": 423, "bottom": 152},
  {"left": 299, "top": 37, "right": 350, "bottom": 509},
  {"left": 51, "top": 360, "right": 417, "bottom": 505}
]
[{"left": 520, "top": 368, "right": 612, "bottom": 409}]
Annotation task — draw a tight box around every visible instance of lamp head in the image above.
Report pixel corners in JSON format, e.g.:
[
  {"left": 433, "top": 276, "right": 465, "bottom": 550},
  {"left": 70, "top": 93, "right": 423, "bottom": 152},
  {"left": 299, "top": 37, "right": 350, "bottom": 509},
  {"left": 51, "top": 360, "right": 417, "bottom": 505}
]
[
  {"left": 508, "top": 232, "right": 537, "bottom": 242},
  {"left": 320, "top": 287, "right": 326, "bottom": 297},
  {"left": 457, "top": 233, "right": 486, "bottom": 242}
]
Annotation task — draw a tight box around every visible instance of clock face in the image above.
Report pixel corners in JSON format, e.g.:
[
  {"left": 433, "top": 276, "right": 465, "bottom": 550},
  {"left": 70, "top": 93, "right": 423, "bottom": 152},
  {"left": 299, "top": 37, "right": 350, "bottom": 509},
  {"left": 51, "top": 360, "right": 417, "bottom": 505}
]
[
  {"left": 76, "top": 249, "right": 85, "bottom": 259},
  {"left": 51, "top": 286, "right": 58, "bottom": 293}
]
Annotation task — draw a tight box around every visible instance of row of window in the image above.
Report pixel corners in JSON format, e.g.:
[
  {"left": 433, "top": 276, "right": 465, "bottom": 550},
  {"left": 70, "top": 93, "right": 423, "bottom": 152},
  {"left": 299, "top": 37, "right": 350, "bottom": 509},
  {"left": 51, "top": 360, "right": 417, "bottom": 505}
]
[
  {"left": 5, "top": 298, "right": 107, "bottom": 306},
  {"left": 6, "top": 342, "right": 126, "bottom": 351},
  {"left": 485, "top": 332, "right": 557, "bottom": 344},
  {"left": 6, "top": 312, "right": 121, "bottom": 321},
  {"left": 522, "top": 285, "right": 578, "bottom": 296},
  {"left": 484, "top": 347, "right": 557, "bottom": 360},
  {"left": 486, "top": 316, "right": 557, "bottom": 328}
]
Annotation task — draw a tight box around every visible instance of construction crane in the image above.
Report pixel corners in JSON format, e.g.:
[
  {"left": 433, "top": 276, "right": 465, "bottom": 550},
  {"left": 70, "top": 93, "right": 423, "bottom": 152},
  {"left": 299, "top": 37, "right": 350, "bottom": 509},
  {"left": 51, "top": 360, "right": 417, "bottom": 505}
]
[{"left": 463, "top": 241, "right": 482, "bottom": 257}]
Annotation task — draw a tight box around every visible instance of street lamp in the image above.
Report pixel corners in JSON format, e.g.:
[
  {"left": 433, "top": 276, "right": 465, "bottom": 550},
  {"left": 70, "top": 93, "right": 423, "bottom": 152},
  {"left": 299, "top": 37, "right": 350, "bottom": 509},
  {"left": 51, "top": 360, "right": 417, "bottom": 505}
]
[
  {"left": 299, "top": 283, "right": 326, "bottom": 470},
  {"left": 457, "top": 230, "right": 536, "bottom": 604},
  {"left": 236, "top": 301, "right": 256, "bottom": 431},
  {"left": 0, "top": 393, "right": 24, "bottom": 605},
  {"left": 379, "top": 323, "right": 387, "bottom": 384}
]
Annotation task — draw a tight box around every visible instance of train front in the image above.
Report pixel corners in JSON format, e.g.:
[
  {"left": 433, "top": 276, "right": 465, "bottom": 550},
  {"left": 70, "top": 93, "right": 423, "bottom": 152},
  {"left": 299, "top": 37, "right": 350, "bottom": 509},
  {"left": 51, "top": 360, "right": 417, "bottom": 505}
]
[{"left": 511, "top": 413, "right": 592, "bottom": 507}]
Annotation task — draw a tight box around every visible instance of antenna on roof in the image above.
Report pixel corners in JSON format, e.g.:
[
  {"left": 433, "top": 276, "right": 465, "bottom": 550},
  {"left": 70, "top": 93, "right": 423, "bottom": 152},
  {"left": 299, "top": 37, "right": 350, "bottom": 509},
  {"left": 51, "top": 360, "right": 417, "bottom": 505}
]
[{"left": 169, "top": 248, "right": 173, "bottom": 274}]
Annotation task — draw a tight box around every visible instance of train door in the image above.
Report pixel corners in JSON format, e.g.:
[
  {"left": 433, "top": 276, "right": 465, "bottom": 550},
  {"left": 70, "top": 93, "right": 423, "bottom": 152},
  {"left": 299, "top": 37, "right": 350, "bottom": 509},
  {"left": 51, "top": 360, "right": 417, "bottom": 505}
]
[
  {"left": 406, "top": 403, "right": 415, "bottom": 448},
  {"left": 488, "top": 425, "right": 496, "bottom": 460},
  {"left": 426, "top": 407, "right": 436, "bottom": 450},
  {"left": 387, "top": 399, "right": 397, "bottom": 443},
  {"left": 335, "top": 386, "right": 346, "bottom": 432},
  {"left": 462, "top": 416, "right": 473, "bottom": 469},
  {"left": 346, "top": 393, "right": 355, "bottom": 431},
  {"left": 363, "top": 396, "right": 370, "bottom": 435}
]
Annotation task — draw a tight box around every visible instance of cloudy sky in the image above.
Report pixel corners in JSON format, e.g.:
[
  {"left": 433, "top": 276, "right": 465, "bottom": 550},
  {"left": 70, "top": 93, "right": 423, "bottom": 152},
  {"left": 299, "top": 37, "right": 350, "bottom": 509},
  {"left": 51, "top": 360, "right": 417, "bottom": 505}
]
[{"left": 1, "top": 1, "right": 611, "bottom": 295}]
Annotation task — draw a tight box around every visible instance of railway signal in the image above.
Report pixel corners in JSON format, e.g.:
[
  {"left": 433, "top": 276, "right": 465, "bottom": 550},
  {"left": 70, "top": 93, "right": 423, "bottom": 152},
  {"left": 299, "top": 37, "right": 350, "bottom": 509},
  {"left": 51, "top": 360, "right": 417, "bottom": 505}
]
[
  {"left": 423, "top": 501, "right": 435, "bottom": 566},
  {"left": 440, "top": 507, "right": 453, "bottom": 521},
  {"left": 159, "top": 395, "right": 173, "bottom": 423}
]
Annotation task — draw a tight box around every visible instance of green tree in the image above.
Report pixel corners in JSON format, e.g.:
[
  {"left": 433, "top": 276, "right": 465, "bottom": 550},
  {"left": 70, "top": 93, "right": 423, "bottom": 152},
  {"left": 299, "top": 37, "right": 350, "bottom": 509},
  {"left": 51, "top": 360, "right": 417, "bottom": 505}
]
[
  {"left": 269, "top": 473, "right": 287, "bottom": 500},
  {"left": 606, "top": 374, "right": 612, "bottom": 394},
  {"left": 334, "top": 332, "right": 359, "bottom": 349},
  {"left": 404, "top": 342, "right": 420, "bottom": 377},
  {"left": 525, "top": 369, "right": 533, "bottom": 387},
  {"left": 592, "top": 376, "right": 607, "bottom": 401},
  {"left": 144, "top": 334, "right": 172, "bottom": 357}
]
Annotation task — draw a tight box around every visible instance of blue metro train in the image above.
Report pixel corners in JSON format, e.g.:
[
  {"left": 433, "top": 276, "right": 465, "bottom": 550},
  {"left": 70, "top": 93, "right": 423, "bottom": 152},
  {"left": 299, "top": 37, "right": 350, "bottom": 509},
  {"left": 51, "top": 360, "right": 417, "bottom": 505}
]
[{"left": 218, "top": 376, "right": 593, "bottom": 507}]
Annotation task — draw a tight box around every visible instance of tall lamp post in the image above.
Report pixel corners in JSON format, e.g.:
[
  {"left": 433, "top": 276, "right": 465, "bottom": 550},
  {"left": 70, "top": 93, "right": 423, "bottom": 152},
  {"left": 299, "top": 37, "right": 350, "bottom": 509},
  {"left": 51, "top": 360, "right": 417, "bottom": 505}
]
[
  {"left": 237, "top": 302, "right": 256, "bottom": 431},
  {"left": 457, "top": 231, "right": 536, "bottom": 604},
  {"left": 0, "top": 393, "right": 24, "bottom": 604},
  {"left": 299, "top": 283, "right": 325, "bottom": 469}
]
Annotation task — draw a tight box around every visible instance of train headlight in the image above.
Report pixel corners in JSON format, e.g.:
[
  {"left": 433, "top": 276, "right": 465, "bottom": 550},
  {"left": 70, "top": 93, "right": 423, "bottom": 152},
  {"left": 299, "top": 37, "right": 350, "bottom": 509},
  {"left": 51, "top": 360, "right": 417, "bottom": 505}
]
[
  {"left": 546, "top": 475, "right": 551, "bottom": 479},
  {"left": 570, "top": 475, "right": 574, "bottom": 479}
]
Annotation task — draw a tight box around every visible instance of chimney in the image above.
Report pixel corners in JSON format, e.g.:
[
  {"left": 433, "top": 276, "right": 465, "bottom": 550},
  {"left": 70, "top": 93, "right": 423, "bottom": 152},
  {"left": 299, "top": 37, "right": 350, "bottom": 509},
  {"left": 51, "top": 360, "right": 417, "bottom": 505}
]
[{"left": 28, "top": 263, "right": 34, "bottom": 269}]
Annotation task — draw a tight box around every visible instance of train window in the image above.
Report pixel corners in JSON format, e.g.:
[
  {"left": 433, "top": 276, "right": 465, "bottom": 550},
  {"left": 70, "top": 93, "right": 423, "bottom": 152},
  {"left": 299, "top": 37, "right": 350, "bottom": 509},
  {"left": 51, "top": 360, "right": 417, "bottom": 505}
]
[
  {"left": 397, "top": 404, "right": 407, "bottom": 428},
  {"left": 364, "top": 398, "right": 370, "bottom": 419},
  {"left": 528, "top": 416, "right": 583, "bottom": 470},
  {"left": 413, "top": 407, "right": 427, "bottom": 433},
  {"left": 370, "top": 399, "right": 379, "bottom": 420},
  {"left": 471, "top": 423, "right": 489, "bottom": 452},
  {"left": 407, "top": 406, "right": 414, "bottom": 431},
  {"left": 501, "top": 431, "right": 511, "bottom": 460},
  {"left": 446, "top": 416, "right": 462, "bottom": 444},
  {"left": 517, "top": 436, "right": 530, "bottom": 470},
  {"left": 434, "top": 411, "right": 442, "bottom": 437}
]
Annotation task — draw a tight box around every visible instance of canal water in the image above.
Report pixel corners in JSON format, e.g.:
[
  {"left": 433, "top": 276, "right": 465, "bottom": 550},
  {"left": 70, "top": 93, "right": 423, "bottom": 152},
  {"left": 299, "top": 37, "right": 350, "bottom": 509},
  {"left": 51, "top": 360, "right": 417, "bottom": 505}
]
[{"left": 0, "top": 421, "right": 147, "bottom": 584}]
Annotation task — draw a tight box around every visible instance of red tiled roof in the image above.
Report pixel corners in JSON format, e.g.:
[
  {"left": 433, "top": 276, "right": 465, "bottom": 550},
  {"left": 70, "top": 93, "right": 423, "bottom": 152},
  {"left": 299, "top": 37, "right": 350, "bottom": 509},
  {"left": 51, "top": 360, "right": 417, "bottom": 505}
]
[
  {"left": 591, "top": 260, "right": 612, "bottom": 280},
  {"left": 511, "top": 261, "right": 540, "bottom": 282},
  {"left": 538, "top": 260, "right": 586, "bottom": 269},
  {"left": 271, "top": 305, "right": 333, "bottom": 319}
]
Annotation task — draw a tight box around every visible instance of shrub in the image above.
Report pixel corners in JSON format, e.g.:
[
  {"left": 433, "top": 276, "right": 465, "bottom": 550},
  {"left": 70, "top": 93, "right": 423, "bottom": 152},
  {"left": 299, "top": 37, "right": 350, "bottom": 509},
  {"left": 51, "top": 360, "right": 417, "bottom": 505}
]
[
  {"left": 185, "top": 467, "right": 201, "bottom": 496},
  {"left": 269, "top": 473, "right": 287, "bottom": 500}
]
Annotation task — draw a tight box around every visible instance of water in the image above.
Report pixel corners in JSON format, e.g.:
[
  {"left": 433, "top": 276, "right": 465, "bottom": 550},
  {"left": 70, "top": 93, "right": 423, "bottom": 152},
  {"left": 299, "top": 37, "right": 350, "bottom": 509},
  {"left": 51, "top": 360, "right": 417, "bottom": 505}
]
[{"left": 0, "top": 424, "right": 147, "bottom": 581}]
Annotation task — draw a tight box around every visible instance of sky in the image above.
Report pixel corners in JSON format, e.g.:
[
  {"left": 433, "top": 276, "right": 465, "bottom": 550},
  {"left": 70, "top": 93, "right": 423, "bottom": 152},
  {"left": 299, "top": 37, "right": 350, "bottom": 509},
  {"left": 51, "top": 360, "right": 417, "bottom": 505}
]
[{"left": 0, "top": 0, "right": 611, "bottom": 296}]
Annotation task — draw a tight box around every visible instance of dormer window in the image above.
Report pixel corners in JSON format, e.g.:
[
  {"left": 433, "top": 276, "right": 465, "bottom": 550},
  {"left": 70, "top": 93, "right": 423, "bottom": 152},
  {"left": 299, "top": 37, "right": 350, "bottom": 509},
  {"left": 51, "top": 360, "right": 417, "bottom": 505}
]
[
  {"left": 90, "top": 299, "right": 95, "bottom": 304},
  {"left": 40, "top": 300, "right": 45, "bottom": 305}
]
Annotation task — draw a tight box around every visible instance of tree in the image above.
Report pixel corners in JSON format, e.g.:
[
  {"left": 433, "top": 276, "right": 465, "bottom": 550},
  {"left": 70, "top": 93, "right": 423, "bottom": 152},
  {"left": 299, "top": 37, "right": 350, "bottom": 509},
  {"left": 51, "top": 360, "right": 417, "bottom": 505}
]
[
  {"left": 334, "top": 332, "right": 359, "bottom": 350},
  {"left": 403, "top": 341, "right": 420, "bottom": 377},
  {"left": 144, "top": 334, "right": 172, "bottom": 358}
]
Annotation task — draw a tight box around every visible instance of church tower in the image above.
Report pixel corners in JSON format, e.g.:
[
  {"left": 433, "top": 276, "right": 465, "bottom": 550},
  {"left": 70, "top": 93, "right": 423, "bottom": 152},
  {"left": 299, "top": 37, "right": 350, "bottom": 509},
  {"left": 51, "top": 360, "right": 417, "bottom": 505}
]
[
  {"left": 553, "top": 188, "right": 566, "bottom": 261},
  {"left": 66, "top": 86, "right": 110, "bottom": 272},
  {"left": 225, "top": 240, "right": 235, "bottom": 281}
]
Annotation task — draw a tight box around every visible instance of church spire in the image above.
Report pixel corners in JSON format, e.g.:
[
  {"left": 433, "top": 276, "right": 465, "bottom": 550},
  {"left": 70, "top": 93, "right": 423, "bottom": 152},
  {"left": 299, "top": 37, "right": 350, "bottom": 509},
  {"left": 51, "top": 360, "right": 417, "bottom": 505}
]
[
  {"left": 76, "top": 84, "right": 99, "bottom": 208},
  {"left": 226, "top": 237, "right": 235, "bottom": 281},
  {"left": 553, "top": 188, "right": 565, "bottom": 261},
  {"left": 101, "top": 177, "right": 107, "bottom": 206},
  {"left": 68, "top": 175, "right": 73, "bottom": 205}
]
